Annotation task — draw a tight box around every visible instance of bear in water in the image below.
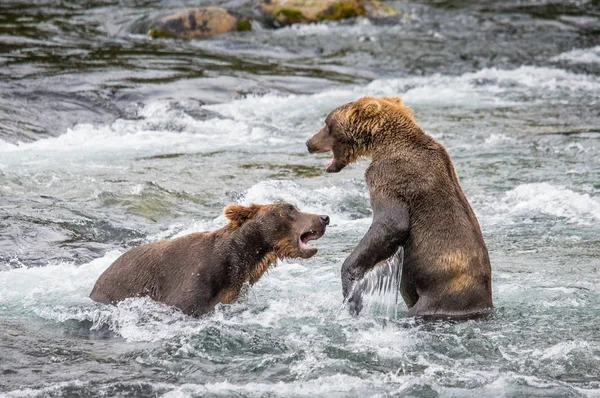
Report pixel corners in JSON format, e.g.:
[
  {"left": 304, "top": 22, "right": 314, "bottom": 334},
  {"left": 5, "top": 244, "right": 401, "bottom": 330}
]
[
  {"left": 306, "top": 96, "right": 492, "bottom": 318},
  {"left": 90, "top": 203, "right": 329, "bottom": 317}
]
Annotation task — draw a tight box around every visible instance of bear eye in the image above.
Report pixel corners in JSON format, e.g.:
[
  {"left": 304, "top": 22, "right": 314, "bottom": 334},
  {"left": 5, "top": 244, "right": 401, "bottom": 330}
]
[{"left": 284, "top": 204, "right": 298, "bottom": 218}]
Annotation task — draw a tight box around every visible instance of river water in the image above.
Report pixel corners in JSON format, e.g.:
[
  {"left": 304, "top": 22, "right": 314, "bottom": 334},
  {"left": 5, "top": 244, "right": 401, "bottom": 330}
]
[{"left": 1, "top": 0, "right": 599, "bottom": 396}]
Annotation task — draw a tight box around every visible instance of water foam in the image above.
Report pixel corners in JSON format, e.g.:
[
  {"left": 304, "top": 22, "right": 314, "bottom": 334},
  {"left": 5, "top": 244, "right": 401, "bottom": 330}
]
[
  {"left": 204, "top": 65, "right": 600, "bottom": 135},
  {"left": 0, "top": 101, "right": 265, "bottom": 159},
  {"left": 154, "top": 369, "right": 595, "bottom": 398},
  {"left": 0, "top": 252, "right": 118, "bottom": 313},
  {"left": 534, "top": 340, "right": 595, "bottom": 361},
  {"left": 2, "top": 65, "right": 598, "bottom": 158},
  {"left": 368, "top": 66, "right": 600, "bottom": 107},
  {"left": 160, "top": 374, "right": 391, "bottom": 397},
  {"left": 552, "top": 45, "right": 600, "bottom": 65},
  {"left": 498, "top": 183, "right": 600, "bottom": 225},
  {"left": 5, "top": 380, "right": 88, "bottom": 398}
]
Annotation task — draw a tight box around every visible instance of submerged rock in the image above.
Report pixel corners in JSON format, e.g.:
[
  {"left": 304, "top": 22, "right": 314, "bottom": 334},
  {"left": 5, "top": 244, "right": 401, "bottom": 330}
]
[
  {"left": 256, "top": 0, "right": 400, "bottom": 26},
  {"left": 148, "top": 7, "right": 251, "bottom": 40}
]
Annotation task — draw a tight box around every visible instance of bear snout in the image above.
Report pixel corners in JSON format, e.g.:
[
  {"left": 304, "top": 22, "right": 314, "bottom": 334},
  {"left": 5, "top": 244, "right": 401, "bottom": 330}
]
[
  {"left": 306, "top": 139, "right": 330, "bottom": 154},
  {"left": 306, "top": 126, "right": 334, "bottom": 154},
  {"left": 306, "top": 139, "right": 320, "bottom": 154},
  {"left": 320, "top": 215, "right": 330, "bottom": 226}
]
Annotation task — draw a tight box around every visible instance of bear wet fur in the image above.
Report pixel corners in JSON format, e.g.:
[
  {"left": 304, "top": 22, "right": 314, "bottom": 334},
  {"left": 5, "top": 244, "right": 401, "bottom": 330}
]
[
  {"left": 90, "top": 203, "right": 329, "bottom": 317},
  {"left": 306, "top": 96, "right": 493, "bottom": 318}
]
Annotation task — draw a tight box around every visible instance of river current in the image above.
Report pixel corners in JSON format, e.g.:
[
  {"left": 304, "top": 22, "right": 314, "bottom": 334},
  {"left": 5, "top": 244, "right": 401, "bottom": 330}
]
[{"left": 1, "top": 1, "right": 599, "bottom": 396}]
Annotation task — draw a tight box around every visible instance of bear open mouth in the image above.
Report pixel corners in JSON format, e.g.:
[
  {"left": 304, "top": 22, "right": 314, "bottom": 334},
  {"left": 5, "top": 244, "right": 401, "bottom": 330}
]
[
  {"left": 325, "top": 156, "right": 345, "bottom": 173},
  {"left": 298, "top": 228, "right": 325, "bottom": 255},
  {"left": 326, "top": 157, "right": 335, "bottom": 170}
]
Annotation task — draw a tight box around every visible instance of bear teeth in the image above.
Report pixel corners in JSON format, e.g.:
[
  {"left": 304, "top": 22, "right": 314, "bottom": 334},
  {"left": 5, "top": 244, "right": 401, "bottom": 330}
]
[{"left": 300, "top": 230, "right": 317, "bottom": 244}]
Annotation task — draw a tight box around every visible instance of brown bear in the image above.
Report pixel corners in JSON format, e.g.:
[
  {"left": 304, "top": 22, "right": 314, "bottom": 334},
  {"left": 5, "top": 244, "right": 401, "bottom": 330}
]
[
  {"left": 90, "top": 203, "right": 329, "bottom": 317},
  {"left": 306, "top": 96, "right": 492, "bottom": 318}
]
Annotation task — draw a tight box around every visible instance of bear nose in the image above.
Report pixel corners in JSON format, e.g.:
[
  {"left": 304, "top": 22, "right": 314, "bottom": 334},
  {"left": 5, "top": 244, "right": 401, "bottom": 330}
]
[{"left": 320, "top": 215, "right": 330, "bottom": 226}]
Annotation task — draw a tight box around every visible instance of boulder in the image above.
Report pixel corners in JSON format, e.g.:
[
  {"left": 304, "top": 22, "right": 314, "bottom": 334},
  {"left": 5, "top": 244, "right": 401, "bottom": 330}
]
[
  {"left": 256, "top": 0, "right": 400, "bottom": 26},
  {"left": 257, "top": 0, "right": 364, "bottom": 25},
  {"left": 148, "top": 7, "right": 251, "bottom": 40}
]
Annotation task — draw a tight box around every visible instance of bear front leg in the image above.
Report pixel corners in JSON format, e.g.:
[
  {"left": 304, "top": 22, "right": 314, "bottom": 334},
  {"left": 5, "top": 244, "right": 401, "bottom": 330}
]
[{"left": 341, "top": 197, "right": 409, "bottom": 314}]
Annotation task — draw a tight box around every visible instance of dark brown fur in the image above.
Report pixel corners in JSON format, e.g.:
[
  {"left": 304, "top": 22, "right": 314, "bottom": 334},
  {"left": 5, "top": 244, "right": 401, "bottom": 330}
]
[
  {"left": 90, "top": 203, "right": 329, "bottom": 317},
  {"left": 307, "top": 96, "right": 492, "bottom": 318}
]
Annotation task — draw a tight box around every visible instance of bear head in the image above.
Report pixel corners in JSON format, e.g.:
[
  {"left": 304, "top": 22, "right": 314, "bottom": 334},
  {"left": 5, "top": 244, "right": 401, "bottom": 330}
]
[
  {"left": 306, "top": 96, "right": 415, "bottom": 172},
  {"left": 224, "top": 202, "right": 330, "bottom": 258}
]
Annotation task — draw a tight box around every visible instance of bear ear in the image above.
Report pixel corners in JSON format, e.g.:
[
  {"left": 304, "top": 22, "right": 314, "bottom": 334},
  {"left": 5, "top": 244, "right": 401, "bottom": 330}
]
[
  {"left": 382, "top": 95, "right": 415, "bottom": 121},
  {"left": 347, "top": 97, "right": 382, "bottom": 121},
  {"left": 381, "top": 96, "right": 404, "bottom": 106},
  {"left": 224, "top": 204, "right": 260, "bottom": 226},
  {"left": 361, "top": 97, "right": 383, "bottom": 116}
]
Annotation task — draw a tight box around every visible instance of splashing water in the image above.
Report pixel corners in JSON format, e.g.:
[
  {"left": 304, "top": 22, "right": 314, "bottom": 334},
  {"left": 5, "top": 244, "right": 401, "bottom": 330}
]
[{"left": 347, "top": 248, "right": 404, "bottom": 318}]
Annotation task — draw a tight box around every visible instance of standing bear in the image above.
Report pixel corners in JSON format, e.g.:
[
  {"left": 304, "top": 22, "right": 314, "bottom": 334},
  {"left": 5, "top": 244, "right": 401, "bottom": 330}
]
[
  {"left": 90, "top": 203, "right": 329, "bottom": 317},
  {"left": 306, "top": 96, "right": 492, "bottom": 318}
]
